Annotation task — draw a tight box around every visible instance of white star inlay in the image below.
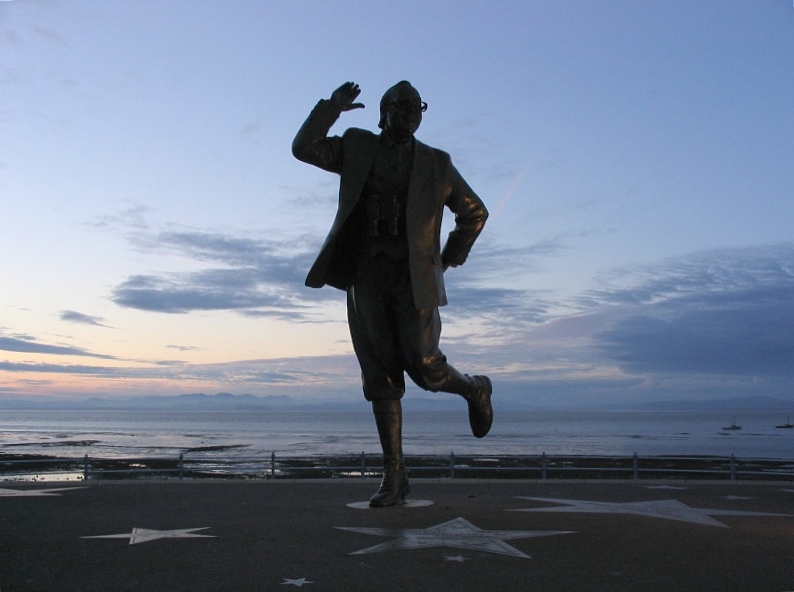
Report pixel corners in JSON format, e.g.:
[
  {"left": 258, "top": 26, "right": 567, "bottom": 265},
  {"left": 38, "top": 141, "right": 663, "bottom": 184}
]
[
  {"left": 443, "top": 554, "right": 469, "bottom": 562},
  {"left": 82, "top": 527, "right": 215, "bottom": 544},
  {"left": 0, "top": 487, "right": 85, "bottom": 497},
  {"left": 512, "top": 497, "right": 791, "bottom": 528},
  {"left": 281, "top": 577, "right": 314, "bottom": 587},
  {"left": 336, "top": 516, "right": 573, "bottom": 558}
]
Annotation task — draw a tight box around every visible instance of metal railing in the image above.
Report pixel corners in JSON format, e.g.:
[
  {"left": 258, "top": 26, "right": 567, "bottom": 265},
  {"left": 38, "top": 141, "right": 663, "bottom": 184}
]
[{"left": 1, "top": 452, "right": 793, "bottom": 482}]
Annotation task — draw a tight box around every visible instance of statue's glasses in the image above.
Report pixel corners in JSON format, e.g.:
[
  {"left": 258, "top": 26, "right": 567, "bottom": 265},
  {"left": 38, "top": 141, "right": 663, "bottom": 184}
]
[{"left": 387, "top": 100, "right": 429, "bottom": 115}]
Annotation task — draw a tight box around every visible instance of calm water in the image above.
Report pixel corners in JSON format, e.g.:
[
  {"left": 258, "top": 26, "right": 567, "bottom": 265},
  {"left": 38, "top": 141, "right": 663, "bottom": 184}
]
[{"left": 1, "top": 407, "right": 793, "bottom": 460}]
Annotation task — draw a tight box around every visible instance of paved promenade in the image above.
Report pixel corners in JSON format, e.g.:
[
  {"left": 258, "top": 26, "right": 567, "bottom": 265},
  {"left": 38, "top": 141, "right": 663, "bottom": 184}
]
[{"left": 1, "top": 478, "right": 793, "bottom": 591}]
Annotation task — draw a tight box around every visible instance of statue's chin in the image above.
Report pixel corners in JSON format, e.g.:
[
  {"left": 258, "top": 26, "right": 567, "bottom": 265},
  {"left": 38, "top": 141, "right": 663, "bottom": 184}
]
[{"left": 385, "top": 127, "right": 416, "bottom": 143}]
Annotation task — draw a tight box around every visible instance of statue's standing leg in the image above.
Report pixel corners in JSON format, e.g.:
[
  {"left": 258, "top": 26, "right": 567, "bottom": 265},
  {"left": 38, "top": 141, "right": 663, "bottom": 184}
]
[
  {"left": 347, "top": 278, "right": 411, "bottom": 507},
  {"left": 368, "top": 398, "right": 410, "bottom": 507}
]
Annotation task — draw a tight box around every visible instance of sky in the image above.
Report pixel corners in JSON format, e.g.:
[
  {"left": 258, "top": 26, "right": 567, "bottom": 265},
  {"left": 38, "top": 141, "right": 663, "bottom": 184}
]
[{"left": 2, "top": 0, "right": 794, "bottom": 408}]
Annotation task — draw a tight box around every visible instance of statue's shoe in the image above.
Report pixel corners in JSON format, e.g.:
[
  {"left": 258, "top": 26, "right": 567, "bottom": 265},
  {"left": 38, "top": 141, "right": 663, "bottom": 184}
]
[
  {"left": 467, "top": 375, "right": 493, "bottom": 438},
  {"left": 369, "top": 467, "right": 411, "bottom": 507}
]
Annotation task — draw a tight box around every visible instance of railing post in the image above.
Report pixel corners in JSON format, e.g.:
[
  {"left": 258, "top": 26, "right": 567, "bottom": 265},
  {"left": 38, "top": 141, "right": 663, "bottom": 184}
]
[
  {"left": 83, "top": 454, "right": 89, "bottom": 481},
  {"left": 271, "top": 452, "right": 276, "bottom": 479},
  {"left": 450, "top": 451, "right": 455, "bottom": 480},
  {"left": 360, "top": 452, "right": 366, "bottom": 479},
  {"left": 633, "top": 452, "right": 639, "bottom": 481},
  {"left": 541, "top": 452, "right": 547, "bottom": 480},
  {"left": 178, "top": 453, "right": 184, "bottom": 480},
  {"left": 730, "top": 454, "right": 736, "bottom": 482}
]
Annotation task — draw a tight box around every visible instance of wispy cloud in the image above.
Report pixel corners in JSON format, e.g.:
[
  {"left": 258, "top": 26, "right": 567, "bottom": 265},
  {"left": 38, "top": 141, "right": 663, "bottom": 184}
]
[
  {"left": 112, "top": 271, "right": 305, "bottom": 316},
  {"left": 0, "top": 361, "right": 121, "bottom": 375},
  {"left": 0, "top": 356, "right": 362, "bottom": 400},
  {"left": 0, "top": 334, "right": 117, "bottom": 360},
  {"left": 86, "top": 204, "right": 152, "bottom": 232},
  {"left": 444, "top": 284, "right": 552, "bottom": 330},
  {"left": 111, "top": 229, "right": 327, "bottom": 318},
  {"left": 167, "top": 344, "right": 201, "bottom": 352},
  {"left": 59, "top": 310, "right": 110, "bottom": 327}
]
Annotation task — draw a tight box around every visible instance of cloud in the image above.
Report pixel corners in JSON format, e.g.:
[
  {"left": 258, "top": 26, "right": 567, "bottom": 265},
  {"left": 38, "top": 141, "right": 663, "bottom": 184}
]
[
  {"left": 437, "top": 235, "right": 575, "bottom": 338},
  {"left": 444, "top": 284, "right": 551, "bottom": 329},
  {"left": 86, "top": 204, "right": 152, "bottom": 232},
  {"left": 111, "top": 230, "right": 327, "bottom": 318},
  {"left": 424, "top": 243, "right": 794, "bottom": 407},
  {"left": 167, "top": 344, "right": 201, "bottom": 352},
  {"left": 112, "top": 271, "right": 300, "bottom": 315},
  {"left": 583, "top": 244, "right": 794, "bottom": 307},
  {"left": 0, "top": 361, "right": 120, "bottom": 375},
  {"left": 0, "top": 334, "right": 117, "bottom": 360},
  {"left": 587, "top": 244, "right": 794, "bottom": 377},
  {"left": 59, "top": 310, "right": 109, "bottom": 327},
  {"left": 452, "top": 230, "right": 604, "bottom": 304},
  {"left": 0, "top": 355, "right": 362, "bottom": 400}
]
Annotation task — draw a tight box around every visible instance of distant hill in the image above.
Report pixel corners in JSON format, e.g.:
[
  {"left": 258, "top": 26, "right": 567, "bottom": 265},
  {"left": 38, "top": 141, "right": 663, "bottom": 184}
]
[
  {"left": 626, "top": 395, "right": 793, "bottom": 411},
  {"left": 0, "top": 392, "right": 791, "bottom": 411}
]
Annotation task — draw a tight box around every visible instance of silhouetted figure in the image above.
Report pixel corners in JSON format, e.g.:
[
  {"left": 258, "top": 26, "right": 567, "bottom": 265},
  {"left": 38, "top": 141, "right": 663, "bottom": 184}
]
[{"left": 293, "top": 81, "right": 492, "bottom": 507}]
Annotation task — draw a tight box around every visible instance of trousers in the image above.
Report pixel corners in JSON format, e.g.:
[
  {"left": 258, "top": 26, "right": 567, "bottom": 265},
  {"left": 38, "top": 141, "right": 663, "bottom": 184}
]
[{"left": 346, "top": 253, "right": 460, "bottom": 401}]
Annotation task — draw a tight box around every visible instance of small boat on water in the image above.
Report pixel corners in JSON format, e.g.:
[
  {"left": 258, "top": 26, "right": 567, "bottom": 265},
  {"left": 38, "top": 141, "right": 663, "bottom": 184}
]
[
  {"left": 775, "top": 416, "right": 793, "bottom": 429},
  {"left": 722, "top": 417, "right": 741, "bottom": 431}
]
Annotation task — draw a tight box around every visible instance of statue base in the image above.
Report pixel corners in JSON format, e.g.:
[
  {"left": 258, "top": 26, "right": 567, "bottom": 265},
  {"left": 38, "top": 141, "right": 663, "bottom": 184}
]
[{"left": 346, "top": 499, "right": 434, "bottom": 510}]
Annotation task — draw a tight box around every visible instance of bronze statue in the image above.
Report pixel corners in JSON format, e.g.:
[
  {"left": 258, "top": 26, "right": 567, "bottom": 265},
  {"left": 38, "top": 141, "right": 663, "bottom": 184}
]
[{"left": 292, "top": 81, "right": 492, "bottom": 507}]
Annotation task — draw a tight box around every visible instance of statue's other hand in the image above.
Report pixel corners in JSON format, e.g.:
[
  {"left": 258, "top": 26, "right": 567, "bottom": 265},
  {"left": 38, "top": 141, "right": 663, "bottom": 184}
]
[{"left": 331, "top": 81, "right": 365, "bottom": 112}]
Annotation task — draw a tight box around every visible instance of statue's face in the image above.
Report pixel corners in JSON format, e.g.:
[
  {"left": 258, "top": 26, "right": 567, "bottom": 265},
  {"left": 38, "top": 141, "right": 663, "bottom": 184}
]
[{"left": 382, "top": 86, "right": 425, "bottom": 141}]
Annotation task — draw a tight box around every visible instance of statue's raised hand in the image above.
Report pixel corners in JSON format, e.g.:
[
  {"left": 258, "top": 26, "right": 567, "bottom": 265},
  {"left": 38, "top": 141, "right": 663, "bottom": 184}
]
[{"left": 331, "top": 82, "right": 365, "bottom": 112}]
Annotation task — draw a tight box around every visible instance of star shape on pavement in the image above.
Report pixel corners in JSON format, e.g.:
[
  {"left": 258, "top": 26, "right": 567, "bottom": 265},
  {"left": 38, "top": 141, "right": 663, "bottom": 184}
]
[
  {"left": 281, "top": 577, "right": 314, "bottom": 587},
  {"left": 512, "top": 497, "right": 792, "bottom": 528},
  {"left": 335, "top": 516, "right": 573, "bottom": 559},
  {"left": 0, "top": 486, "right": 85, "bottom": 497},
  {"left": 443, "top": 555, "right": 469, "bottom": 562},
  {"left": 82, "top": 527, "right": 215, "bottom": 544}
]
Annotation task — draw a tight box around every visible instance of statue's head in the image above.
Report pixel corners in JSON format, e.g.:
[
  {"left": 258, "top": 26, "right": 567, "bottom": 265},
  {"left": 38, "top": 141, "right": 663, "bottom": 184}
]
[{"left": 378, "top": 81, "right": 427, "bottom": 141}]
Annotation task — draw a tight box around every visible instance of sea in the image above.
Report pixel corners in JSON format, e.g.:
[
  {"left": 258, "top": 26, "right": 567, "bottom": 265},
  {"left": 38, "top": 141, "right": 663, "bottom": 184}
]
[{"left": 1, "top": 407, "right": 792, "bottom": 462}]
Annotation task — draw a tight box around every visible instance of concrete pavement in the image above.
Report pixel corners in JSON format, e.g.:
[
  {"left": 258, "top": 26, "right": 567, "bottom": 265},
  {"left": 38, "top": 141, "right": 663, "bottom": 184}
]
[{"left": 1, "top": 479, "right": 793, "bottom": 591}]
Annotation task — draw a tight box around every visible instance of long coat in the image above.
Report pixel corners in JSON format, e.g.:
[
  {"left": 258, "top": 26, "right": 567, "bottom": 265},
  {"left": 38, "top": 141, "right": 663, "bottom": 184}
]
[{"left": 292, "top": 99, "right": 488, "bottom": 310}]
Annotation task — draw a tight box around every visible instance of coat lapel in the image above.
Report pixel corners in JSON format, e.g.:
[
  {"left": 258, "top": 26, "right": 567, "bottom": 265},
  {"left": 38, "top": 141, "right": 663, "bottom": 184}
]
[
  {"left": 342, "top": 132, "right": 378, "bottom": 212},
  {"left": 408, "top": 140, "right": 435, "bottom": 218}
]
